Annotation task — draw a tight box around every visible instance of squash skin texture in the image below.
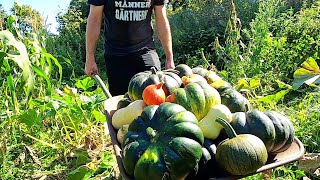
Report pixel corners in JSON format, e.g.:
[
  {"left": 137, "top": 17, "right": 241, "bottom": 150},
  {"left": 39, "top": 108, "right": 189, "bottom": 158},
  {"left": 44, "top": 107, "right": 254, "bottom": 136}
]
[
  {"left": 216, "top": 134, "right": 268, "bottom": 175},
  {"left": 219, "top": 87, "right": 251, "bottom": 113},
  {"left": 231, "top": 110, "right": 295, "bottom": 154},
  {"left": 122, "top": 103, "right": 204, "bottom": 180},
  {"left": 232, "top": 109, "right": 276, "bottom": 152},
  {"left": 175, "top": 64, "right": 193, "bottom": 78},
  {"left": 171, "top": 81, "right": 221, "bottom": 120},
  {"left": 264, "top": 111, "right": 294, "bottom": 153}
]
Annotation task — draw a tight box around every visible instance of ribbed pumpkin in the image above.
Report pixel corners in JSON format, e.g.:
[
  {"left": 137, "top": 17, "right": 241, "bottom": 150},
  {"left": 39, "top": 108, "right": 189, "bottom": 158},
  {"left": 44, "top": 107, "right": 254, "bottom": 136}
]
[
  {"left": 215, "top": 118, "right": 268, "bottom": 176},
  {"left": 167, "top": 81, "right": 221, "bottom": 120},
  {"left": 231, "top": 109, "right": 295, "bottom": 154},
  {"left": 219, "top": 87, "right": 251, "bottom": 113},
  {"left": 175, "top": 64, "right": 193, "bottom": 78},
  {"left": 122, "top": 103, "right": 204, "bottom": 180},
  {"left": 128, "top": 67, "right": 182, "bottom": 101},
  {"left": 117, "top": 92, "right": 132, "bottom": 109}
]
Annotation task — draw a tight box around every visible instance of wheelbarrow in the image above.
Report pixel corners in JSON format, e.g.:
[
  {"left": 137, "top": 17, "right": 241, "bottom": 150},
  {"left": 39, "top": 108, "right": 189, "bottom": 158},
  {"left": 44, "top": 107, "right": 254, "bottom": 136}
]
[{"left": 93, "top": 74, "right": 305, "bottom": 180}]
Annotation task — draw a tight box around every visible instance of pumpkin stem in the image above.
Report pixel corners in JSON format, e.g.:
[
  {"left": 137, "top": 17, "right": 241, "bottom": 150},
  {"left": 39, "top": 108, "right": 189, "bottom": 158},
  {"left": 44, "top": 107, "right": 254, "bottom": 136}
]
[
  {"left": 150, "top": 67, "right": 158, "bottom": 74},
  {"left": 146, "top": 127, "right": 156, "bottom": 140},
  {"left": 216, "top": 117, "right": 237, "bottom": 139}
]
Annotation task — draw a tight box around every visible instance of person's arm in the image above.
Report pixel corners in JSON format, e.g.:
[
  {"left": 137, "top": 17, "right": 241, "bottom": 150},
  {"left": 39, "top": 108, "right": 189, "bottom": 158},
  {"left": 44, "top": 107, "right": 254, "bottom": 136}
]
[
  {"left": 85, "top": 5, "right": 104, "bottom": 77},
  {"left": 154, "top": 5, "right": 174, "bottom": 69}
]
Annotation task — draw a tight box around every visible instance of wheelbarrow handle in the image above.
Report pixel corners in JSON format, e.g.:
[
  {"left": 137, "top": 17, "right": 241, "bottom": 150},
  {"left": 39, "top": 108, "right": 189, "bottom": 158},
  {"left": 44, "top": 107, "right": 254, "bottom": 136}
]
[{"left": 93, "top": 74, "right": 112, "bottom": 99}]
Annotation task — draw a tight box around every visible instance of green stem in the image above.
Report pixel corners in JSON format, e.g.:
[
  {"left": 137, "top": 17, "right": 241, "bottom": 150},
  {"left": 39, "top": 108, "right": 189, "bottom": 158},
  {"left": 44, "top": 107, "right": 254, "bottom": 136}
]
[
  {"left": 26, "top": 134, "right": 58, "bottom": 149},
  {"left": 146, "top": 127, "right": 156, "bottom": 140},
  {"left": 216, "top": 117, "right": 237, "bottom": 139},
  {"left": 150, "top": 67, "right": 157, "bottom": 74}
]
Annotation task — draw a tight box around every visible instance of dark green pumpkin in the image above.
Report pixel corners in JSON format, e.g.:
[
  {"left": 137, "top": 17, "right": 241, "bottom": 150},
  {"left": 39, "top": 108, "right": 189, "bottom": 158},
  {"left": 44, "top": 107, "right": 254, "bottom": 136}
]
[
  {"left": 175, "top": 64, "right": 193, "bottom": 78},
  {"left": 117, "top": 92, "right": 132, "bottom": 109},
  {"left": 128, "top": 67, "right": 182, "bottom": 101},
  {"left": 263, "top": 111, "right": 295, "bottom": 153},
  {"left": 170, "top": 81, "right": 221, "bottom": 120},
  {"left": 219, "top": 87, "right": 251, "bottom": 113},
  {"left": 231, "top": 110, "right": 295, "bottom": 154},
  {"left": 192, "top": 67, "right": 209, "bottom": 77},
  {"left": 122, "top": 103, "right": 204, "bottom": 180},
  {"left": 216, "top": 118, "right": 268, "bottom": 176}
]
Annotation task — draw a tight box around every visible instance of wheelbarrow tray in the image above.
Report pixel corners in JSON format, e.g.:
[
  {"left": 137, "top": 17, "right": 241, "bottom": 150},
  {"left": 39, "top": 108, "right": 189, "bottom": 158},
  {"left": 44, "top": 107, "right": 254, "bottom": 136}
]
[{"left": 103, "top": 95, "right": 305, "bottom": 180}]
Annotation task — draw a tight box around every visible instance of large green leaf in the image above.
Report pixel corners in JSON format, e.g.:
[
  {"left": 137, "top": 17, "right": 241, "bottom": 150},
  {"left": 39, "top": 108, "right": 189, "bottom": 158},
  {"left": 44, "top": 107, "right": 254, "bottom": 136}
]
[
  {"left": 18, "top": 109, "right": 43, "bottom": 129},
  {"left": 43, "top": 52, "right": 63, "bottom": 82},
  {"left": 33, "top": 65, "right": 52, "bottom": 96},
  {"left": 257, "top": 90, "right": 289, "bottom": 105},
  {"left": 75, "top": 77, "right": 95, "bottom": 91},
  {"left": 293, "top": 57, "right": 320, "bottom": 90},
  {"left": 0, "top": 30, "right": 35, "bottom": 96}
]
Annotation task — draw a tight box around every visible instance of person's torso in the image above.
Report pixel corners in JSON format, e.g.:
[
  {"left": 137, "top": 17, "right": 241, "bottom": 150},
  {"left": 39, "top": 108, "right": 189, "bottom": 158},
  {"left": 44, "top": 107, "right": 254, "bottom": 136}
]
[{"left": 103, "top": 0, "right": 155, "bottom": 55}]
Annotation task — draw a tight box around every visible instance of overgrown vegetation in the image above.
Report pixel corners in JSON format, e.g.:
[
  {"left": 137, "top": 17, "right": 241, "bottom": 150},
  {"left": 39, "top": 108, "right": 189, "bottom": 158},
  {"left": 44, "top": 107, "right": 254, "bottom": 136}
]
[{"left": 0, "top": 0, "right": 319, "bottom": 179}]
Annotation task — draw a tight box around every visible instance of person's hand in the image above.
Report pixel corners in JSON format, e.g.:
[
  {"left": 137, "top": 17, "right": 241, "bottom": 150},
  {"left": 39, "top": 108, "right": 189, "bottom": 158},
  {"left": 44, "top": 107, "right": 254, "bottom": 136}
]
[
  {"left": 165, "top": 58, "right": 175, "bottom": 69},
  {"left": 85, "top": 57, "right": 99, "bottom": 77}
]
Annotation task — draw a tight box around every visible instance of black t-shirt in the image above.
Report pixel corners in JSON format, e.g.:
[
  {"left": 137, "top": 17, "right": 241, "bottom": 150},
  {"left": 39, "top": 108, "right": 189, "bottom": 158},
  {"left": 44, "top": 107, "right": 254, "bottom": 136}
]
[{"left": 88, "top": 0, "right": 167, "bottom": 55}]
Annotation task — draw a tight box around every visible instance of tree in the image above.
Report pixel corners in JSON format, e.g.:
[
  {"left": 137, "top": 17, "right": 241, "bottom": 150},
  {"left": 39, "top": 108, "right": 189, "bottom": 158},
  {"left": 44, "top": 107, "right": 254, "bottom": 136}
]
[
  {"left": 56, "top": 0, "right": 89, "bottom": 33},
  {"left": 10, "top": 2, "right": 44, "bottom": 33}
]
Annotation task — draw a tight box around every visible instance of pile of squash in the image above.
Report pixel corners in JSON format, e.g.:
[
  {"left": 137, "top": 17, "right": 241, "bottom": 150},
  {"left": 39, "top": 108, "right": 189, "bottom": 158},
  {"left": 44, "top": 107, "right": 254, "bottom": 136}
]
[{"left": 110, "top": 64, "right": 295, "bottom": 180}]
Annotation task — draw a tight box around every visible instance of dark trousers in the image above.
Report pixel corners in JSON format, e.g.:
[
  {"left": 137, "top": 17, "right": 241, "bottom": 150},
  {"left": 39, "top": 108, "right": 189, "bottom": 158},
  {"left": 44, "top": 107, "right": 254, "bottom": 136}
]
[{"left": 105, "top": 48, "right": 161, "bottom": 96}]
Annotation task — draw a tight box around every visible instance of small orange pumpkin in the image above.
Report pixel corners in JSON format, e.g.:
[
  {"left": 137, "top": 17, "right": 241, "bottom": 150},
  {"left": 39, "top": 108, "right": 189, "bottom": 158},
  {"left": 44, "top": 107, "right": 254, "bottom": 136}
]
[{"left": 142, "top": 82, "right": 166, "bottom": 105}]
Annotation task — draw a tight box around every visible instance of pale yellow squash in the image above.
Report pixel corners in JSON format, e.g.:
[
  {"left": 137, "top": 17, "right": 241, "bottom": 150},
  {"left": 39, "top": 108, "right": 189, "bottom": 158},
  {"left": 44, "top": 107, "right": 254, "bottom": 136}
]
[
  {"left": 112, "top": 100, "right": 146, "bottom": 129},
  {"left": 199, "top": 104, "right": 232, "bottom": 140}
]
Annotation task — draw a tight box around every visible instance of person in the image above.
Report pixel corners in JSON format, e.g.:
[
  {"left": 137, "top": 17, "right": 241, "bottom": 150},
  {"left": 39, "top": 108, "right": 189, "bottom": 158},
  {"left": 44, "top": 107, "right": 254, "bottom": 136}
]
[{"left": 85, "top": 0, "right": 175, "bottom": 96}]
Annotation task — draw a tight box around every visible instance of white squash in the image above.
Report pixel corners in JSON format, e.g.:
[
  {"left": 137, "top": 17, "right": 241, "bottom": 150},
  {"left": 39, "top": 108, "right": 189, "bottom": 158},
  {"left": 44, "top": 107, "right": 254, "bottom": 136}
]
[
  {"left": 199, "top": 104, "right": 232, "bottom": 140},
  {"left": 117, "top": 124, "right": 129, "bottom": 145},
  {"left": 112, "top": 100, "right": 146, "bottom": 129}
]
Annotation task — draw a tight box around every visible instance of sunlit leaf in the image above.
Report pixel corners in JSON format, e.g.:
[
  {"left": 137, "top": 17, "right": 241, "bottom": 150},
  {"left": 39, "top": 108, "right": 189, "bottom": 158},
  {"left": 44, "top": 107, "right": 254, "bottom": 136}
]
[
  {"left": 276, "top": 80, "right": 293, "bottom": 90},
  {"left": 18, "top": 109, "right": 43, "bottom": 129},
  {"left": 68, "top": 166, "right": 94, "bottom": 180},
  {"left": 0, "top": 30, "right": 35, "bottom": 96},
  {"left": 92, "top": 110, "right": 106, "bottom": 123},
  {"left": 257, "top": 90, "right": 289, "bottom": 104},
  {"left": 33, "top": 65, "right": 52, "bottom": 96},
  {"left": 249, "top": 78, "right": 260, "bottom": 88},
  {"left": 301, "top": 57, "right": 319, "bottom": 71},
  {"left": 43, "top": 52, "right": 63, "bottom": 82},
  {"left": 76, "top": 77, "right": 95, "bottom": 91},
  {"left": 292, "top": 57, "right": 320, "bottom": 90},
  {"left": 236, "top": 78, "right": 250, "bottom": 90}
]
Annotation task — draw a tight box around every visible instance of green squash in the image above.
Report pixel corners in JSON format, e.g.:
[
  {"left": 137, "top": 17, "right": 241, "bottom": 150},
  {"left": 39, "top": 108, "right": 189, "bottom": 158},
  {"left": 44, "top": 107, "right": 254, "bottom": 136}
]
[
  {"left": 175, "top": 64, "right": 193, "bottom": 78},
  {"left": 231, "top": 110, "right": 295, "bottom": 154},
  {"left": 263, "top": 111, "right": 295, "bottom": 153},
  {"left": 216, "top": 118, "right": 268, "bottom": 176},
  {"left": 231, "top": 110, "right": 276, "bottom": 152},
  {"left": 192, "top": 66, "right": 222, "bottom": 84},
  {"left": 128, "top": 67, "right": 182, "bottom": 101},
  {"left": 219, "top": 87, "right": 251, "bottom": 113},
  {"left": 117, "top": 92, "right": 132, "bottom": 109},
  {"left": 122, "top": 103, "right": 204, "bottom": 180},
  {"left": 170, "top": 81, "right": 221, "bottom": 120},
  {"left": 192, "top": 66, "right": 209, "bottom": 77}
]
